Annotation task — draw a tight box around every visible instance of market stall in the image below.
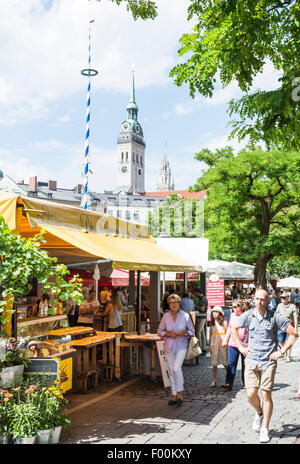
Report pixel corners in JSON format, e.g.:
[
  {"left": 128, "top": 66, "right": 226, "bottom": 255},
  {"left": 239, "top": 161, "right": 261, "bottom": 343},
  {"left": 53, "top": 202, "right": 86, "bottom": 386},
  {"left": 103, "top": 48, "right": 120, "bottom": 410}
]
[{"left": 0, "top": 191, "right": 201, "bottom": 390}]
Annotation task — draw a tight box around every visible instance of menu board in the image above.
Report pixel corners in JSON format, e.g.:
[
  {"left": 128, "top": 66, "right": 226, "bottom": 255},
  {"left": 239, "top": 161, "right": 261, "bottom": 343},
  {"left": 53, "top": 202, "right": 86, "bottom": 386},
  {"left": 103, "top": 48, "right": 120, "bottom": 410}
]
[
  {"left": 206, "top": 277, "right": 225, "bottom": 308},
  {"left": 156, "top": 340, "right": 171, "bottom": 389}
]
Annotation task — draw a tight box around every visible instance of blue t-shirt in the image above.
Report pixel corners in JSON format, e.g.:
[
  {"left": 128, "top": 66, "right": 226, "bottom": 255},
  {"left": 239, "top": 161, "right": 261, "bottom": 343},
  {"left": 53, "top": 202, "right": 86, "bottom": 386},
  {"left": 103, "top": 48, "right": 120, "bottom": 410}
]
[
  {"left": 180, "top": 297, "right": 195, "bottom": 313},
  {"left": 236, "top": 309, "right": 289, "bottom": 371}
]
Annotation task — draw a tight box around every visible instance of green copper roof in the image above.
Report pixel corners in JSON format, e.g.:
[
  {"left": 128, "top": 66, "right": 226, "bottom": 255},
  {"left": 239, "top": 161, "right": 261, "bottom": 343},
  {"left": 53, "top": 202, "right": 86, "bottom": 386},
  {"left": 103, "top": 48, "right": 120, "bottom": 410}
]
[{"left": 120, "top": 71, "right": 143, "bottom": 136}]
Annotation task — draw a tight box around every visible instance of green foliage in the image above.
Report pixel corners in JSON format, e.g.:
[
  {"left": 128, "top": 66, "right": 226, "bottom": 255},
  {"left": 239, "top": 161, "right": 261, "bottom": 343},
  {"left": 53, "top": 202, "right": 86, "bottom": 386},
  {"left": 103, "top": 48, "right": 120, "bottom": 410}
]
[
  {"left": 191, "top": 146, "right": 300, "bottom": 286},
  {"left": 268, "top": 255, "right": 300, "bottom": 278},
  {"left": 0, "top": 217, "right": 83, "bottom": 325},
  {"left": 97, "top": 0, "right": 158, "bottom": 20},
  {"left": 0, "top": 380, "right": 70, "bottom": 437},
  {"left": 170, "top": 0, "right": 300, "bottom": 148}
]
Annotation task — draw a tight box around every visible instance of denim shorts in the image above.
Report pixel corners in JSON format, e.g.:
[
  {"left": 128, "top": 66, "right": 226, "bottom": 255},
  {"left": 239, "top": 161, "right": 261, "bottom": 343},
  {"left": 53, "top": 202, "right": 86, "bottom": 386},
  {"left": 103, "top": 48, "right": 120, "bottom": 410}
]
[{"left": 277, "top": 330, "right": 289, "bottom": 344}]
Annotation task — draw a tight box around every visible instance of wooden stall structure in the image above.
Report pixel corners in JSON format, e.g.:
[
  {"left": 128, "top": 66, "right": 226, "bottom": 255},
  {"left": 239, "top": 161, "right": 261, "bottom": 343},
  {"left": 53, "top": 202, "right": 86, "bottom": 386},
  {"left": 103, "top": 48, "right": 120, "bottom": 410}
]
[{"left": 0, "top": 191, "right": 201, "bottom": 392}]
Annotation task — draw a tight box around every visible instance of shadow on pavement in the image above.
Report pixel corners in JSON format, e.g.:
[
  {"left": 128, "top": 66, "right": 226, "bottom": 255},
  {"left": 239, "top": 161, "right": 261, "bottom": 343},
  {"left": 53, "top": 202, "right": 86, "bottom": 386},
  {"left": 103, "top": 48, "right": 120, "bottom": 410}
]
[{"left": 61, "top": 354, "right": 247, "bottom": 443}]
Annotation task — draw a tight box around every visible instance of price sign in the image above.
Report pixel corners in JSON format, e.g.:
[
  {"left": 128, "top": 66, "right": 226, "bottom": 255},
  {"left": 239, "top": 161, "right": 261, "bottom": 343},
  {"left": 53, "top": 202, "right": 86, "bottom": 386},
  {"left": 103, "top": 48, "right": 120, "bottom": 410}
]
[{"left": 155, "top": 340, "right": 171, "bottom": 389}]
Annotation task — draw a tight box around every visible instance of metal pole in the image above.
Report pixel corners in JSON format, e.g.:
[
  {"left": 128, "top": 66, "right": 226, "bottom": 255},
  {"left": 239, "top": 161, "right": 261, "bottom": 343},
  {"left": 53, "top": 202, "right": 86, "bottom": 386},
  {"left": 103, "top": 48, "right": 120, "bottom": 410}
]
[
  {"left": 136, "top": 271, "right": 141, "bottom": 334},
  {"left": 80, "top": 19, "right": 98, "bottom": 210}
]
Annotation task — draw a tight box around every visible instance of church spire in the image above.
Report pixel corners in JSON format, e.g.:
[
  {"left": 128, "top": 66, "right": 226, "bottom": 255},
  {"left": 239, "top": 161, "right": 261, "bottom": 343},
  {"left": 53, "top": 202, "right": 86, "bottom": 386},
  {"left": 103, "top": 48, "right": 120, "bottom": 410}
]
[
  {"left": 157, "top": 143, "right": 175, "bottom": 191},
  {"left": 126, "top": 69, "right": 138, "bottom": 121},
  {"left": 130, "top": 69, "right": 136, "bottom": 104}
]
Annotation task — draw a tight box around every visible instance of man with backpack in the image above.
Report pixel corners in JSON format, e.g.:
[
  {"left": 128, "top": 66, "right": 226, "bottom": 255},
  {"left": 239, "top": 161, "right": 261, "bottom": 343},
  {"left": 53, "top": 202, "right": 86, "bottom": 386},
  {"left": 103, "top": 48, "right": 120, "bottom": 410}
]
[{"left": 231, "top": 289, "right": 298, "bottom": 443}]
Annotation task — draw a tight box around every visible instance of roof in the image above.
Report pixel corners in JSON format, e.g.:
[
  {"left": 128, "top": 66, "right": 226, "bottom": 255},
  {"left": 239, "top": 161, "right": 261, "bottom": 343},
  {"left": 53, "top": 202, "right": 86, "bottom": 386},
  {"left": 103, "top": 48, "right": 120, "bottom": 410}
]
[{"left": 145, "top": 190, "right": 206, "bottom": 199}]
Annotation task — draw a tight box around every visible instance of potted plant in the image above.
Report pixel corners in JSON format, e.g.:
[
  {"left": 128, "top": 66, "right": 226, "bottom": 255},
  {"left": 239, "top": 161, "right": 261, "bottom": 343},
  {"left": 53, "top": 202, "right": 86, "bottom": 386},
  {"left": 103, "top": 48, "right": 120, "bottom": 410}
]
[
  {"left": 45, "top": 382, "right": 71, "bottom": 443},
  {"left": 23, "top": 381, "right": 70, "bottom": 444},
  {"left": 10, "top": 401, "right": 39, "bottom": 444},
  {"left": 0, "top": 389, "right": 13, "bottom": 443},
  {"left": 0, "top": 338, "right": 30, "bottom": 388}
]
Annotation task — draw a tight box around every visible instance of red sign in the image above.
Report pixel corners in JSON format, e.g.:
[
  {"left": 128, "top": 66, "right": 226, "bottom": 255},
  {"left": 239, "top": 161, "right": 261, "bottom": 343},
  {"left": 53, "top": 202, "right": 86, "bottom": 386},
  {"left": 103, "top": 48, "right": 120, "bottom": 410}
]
[
  {"left": 206, "top": 278, "right": 225, "bottom": 308},
  {"left": 175, "top": 272, "right": 199, "bottom": 281}
]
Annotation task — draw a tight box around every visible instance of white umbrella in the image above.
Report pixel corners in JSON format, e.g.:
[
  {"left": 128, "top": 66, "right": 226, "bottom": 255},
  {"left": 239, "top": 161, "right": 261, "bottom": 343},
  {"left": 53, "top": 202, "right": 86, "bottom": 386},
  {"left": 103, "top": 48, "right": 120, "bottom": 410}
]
[{"left": 277, "top": 276, "right": 300, "bottom": 289}]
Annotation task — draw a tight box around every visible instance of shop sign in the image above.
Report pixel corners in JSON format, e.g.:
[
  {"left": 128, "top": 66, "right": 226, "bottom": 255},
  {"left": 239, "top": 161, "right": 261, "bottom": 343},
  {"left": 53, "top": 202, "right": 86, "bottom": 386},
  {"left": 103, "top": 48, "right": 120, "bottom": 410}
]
[
  {"left": 175, "top": 272, "right": 199, "bottom": 281},
  {"left": 155, "top": 340, "right": 171, "bottom": 388},
  {"left": 206, "top": 277, "right": 225, "bottom": 308}
]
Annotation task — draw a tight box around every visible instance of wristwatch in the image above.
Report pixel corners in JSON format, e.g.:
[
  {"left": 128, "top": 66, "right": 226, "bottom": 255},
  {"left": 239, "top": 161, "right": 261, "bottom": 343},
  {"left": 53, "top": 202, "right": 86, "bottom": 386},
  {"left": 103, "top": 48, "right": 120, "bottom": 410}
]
[{"left": 280, "top": 348, "right": 285, "bottom": 356}]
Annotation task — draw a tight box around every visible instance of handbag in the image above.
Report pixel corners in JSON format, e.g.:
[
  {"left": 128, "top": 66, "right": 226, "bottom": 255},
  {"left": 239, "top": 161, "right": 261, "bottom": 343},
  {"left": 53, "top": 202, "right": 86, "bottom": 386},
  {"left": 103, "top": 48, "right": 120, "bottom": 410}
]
[
  {"left": 185, "top": 313, "right": 202, "bottom": 360},
  {"left": 185, "top": 335, "right": 202, "bottom": 360}
]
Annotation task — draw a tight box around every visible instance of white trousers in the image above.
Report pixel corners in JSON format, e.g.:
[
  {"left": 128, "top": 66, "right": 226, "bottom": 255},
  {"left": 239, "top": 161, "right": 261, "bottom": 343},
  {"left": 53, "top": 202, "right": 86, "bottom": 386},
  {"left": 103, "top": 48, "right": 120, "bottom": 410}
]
[{"left": 166, "top": 349, "right": 187, "bottom": 396}]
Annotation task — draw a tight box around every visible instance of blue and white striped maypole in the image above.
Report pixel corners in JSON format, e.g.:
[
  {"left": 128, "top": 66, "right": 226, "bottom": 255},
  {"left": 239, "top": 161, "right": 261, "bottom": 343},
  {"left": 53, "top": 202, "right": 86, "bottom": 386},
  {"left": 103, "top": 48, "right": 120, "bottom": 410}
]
[{"left": 81, "top": 19, "right": 98, "bottom": 209}]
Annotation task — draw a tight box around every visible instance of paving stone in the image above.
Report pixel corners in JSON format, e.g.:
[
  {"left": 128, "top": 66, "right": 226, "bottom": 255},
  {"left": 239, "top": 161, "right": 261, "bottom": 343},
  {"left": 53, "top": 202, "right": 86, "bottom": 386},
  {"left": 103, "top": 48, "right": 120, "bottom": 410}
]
[{"left": 62, "top": 337, "right": 300, "bottom": 445}]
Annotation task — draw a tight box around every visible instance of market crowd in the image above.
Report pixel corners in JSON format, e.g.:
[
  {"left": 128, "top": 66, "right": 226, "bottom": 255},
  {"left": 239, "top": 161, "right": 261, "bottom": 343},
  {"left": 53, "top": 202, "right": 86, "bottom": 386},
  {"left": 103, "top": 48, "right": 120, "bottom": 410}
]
[{"left": 158, "top": 285, "right": 299, "bottom": 444}]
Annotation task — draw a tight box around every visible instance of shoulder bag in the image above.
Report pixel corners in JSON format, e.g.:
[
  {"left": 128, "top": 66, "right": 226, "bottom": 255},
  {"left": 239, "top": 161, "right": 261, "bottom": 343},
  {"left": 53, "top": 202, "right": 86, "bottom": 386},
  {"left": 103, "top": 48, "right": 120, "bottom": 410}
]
[{"left": 185, "top": 313, "right": 202, "bottom": 360}]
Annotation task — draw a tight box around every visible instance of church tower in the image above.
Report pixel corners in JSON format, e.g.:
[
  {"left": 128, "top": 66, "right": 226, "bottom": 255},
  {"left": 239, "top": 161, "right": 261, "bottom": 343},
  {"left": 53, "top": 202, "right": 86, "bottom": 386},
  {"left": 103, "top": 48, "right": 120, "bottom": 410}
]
[
  {"left": 116, "top": 71, "right": 146, "bottom": 193},
  {"left": 156, "top": 143, "right": 175, "bottom": 191}
]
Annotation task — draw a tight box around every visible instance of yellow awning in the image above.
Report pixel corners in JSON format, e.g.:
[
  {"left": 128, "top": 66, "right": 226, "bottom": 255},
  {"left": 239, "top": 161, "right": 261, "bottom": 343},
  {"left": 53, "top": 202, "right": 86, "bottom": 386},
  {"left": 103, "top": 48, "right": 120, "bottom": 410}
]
[
  {"left": 0, "top": 191, "right": 19, "bottom": 230},
  {"left": 0, "top": 191, "right": 201, "bottom": 272},
  {"left": 40, "top": 224, "right": 200, "bottom": 272}
]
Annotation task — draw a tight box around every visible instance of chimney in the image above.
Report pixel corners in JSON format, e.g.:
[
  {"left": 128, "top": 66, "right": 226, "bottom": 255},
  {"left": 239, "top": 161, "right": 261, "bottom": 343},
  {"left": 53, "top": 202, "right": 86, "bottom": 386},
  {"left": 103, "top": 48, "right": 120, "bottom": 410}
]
[
  {"left": 48, "top": 180, "right": 57, "bottom": 191},
  {"left": 76, "top": 184, "right": 83, "bottom": 194},
  {"left": 29, "top": 176, "right": 37, "bottom": 192}
]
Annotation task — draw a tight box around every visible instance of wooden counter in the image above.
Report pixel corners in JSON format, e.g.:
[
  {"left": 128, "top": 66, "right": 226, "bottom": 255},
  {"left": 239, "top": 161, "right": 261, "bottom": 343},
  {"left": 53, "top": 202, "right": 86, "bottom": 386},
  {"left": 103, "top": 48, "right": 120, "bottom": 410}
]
[
  {"left": 71, "top": 333, "right": 116, "bottom": 393},
  {"left": 48, "top": 326, "right": 95, "bottom": 339},
  {"left": 120, "top": 333, "right": 162, "bottom": 382}
]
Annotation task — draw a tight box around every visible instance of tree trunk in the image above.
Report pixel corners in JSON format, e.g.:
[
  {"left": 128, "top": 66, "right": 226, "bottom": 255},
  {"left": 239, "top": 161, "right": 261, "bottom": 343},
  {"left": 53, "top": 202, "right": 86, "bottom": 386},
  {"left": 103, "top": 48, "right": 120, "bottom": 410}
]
[{"left": 254, "top": 255, "right": 268, "bottom": 290}]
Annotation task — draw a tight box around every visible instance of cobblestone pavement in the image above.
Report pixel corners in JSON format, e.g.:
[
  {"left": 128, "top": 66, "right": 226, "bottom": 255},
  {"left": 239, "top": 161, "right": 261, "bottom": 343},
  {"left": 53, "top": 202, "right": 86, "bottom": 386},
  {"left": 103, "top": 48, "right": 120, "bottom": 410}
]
[{"left": 62, "top": 337, "right": 300, "bottom": 445}]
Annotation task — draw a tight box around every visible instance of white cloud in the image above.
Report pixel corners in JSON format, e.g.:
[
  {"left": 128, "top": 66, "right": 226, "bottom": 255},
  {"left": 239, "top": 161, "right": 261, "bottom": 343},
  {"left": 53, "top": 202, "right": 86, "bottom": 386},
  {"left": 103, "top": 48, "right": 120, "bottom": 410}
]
[{"left": 0, "top": 0, "right": 191, "bottom": 125}]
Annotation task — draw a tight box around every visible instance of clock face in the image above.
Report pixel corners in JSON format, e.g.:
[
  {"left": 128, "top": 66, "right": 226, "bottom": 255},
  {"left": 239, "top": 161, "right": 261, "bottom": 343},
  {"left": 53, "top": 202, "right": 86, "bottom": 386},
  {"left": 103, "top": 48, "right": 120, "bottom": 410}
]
[
  {"left": 123, "top": 123, "right": 129, "bottom": 131},
  {"left": 121, "top": 165, "right": 128, "bottom": 174},
  {"left": 135, "top": 124, "right": 140, "bottom": 133},
  {"left": 138, "top": 168, "right": 142, "bottom": 175}
]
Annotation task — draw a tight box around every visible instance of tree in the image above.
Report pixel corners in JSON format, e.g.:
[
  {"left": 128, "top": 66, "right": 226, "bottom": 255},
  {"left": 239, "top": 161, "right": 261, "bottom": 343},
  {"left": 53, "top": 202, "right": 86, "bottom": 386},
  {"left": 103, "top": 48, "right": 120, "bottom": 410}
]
[
  {"left": 170, "top": 0, "right": 300, "bottom": 149},
  {"left": 191, "top": 146, "right": 300, "bottom": 289},
  {"left": 0, "top": 217, "right": 83, "bottom": 328},
  {"left": 96, "top": 0, "right": 158, "bottom": 20}
]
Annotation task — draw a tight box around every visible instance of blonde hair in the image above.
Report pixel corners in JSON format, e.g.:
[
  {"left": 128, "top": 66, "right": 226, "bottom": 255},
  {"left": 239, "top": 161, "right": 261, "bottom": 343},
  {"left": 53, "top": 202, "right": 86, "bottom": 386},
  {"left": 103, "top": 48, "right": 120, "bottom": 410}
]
[
  {"left": 167, "top": 293, "right": 181, "bottom": 304},
  {"left": 233, "top": 299, "right": 247, "bottom": 313},
  {"left": 111, "top": 293, "right": 123, "bottom": 311}
]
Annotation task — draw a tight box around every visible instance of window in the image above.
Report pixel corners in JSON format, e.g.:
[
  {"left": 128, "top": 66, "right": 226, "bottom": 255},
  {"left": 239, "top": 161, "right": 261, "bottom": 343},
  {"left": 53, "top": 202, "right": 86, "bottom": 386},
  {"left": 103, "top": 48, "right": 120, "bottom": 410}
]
[
  {"left": 125, "top": 210, "right": 131, "bottom": 220},
  {"left": 133, "top": 211, "right": 139, "bottom": 221},
  {"left": 126, "top": 152, "right": 128, "bottom": 161},
  {"left": 116, "top": 210, "right": 121, "bottom": 219},
  {"left": 133, "top": 153, "right": 135, "bottom": 162},
  {"left": 121, "top": 152, "right": 124, "bottom": 162},
  {"left": 136, "top": 154, "right": 139, "bottom": 163}
]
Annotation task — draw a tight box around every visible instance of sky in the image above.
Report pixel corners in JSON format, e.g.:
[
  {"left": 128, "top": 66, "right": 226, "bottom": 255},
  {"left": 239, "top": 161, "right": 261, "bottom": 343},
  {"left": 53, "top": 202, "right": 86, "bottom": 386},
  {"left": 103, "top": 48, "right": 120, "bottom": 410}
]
[{"left": 0, "top": 0, "right": 282, "bottom": 193}]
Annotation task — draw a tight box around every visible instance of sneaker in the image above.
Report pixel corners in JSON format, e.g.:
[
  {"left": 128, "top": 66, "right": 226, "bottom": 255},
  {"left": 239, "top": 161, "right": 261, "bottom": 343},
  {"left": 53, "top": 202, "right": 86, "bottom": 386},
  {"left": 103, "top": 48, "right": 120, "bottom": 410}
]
[
  {"left": 252, "top": 412, "right": 263, "bottom": 432},
  {"left": 260, "top": 427, "right": 270, "bottom": 443}
]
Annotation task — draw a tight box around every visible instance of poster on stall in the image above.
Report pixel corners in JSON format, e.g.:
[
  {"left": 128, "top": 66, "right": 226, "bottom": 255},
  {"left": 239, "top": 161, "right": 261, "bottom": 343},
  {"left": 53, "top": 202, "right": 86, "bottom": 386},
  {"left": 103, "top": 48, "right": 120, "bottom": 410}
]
[
  {"left": 206, "top": 275, "right": 225, "bottom": 308},
  {"left": 156, "top": 340, "right": 171, "bottom": 389}
]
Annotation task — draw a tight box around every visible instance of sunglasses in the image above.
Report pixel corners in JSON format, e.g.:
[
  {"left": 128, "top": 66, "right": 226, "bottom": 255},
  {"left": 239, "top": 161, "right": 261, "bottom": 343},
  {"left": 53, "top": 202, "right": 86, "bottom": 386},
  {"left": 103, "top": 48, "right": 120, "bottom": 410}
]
[
  {"left": 281, "top": 296, "right": 288, "bottom": 299},
  {"left": 232, "top": 305, "right": 241, "bottom": 308}
]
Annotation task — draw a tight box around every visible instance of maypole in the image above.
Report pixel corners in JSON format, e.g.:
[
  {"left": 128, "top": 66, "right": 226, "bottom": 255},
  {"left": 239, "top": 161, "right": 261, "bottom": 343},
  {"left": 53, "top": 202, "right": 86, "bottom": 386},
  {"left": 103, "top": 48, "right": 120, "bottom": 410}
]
[{"left": 80, "top": 19, "right": 98, "bottom": 210}]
